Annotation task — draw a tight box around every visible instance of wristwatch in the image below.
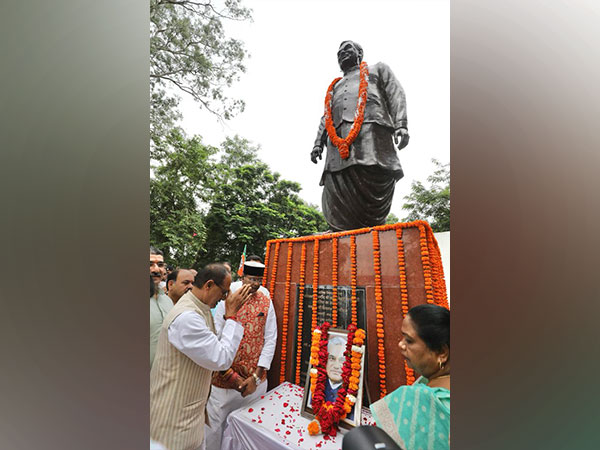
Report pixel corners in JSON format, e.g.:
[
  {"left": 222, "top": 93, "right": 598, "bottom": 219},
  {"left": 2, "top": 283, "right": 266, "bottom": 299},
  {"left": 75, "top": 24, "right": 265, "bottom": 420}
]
[{"left": 252, "top": 372, "right": 262, "bottom": 385}]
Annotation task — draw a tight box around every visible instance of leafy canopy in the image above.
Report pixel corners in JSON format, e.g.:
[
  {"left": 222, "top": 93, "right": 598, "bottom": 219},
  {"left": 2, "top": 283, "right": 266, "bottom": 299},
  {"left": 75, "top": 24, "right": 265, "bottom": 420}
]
[
  {"left": 402, "top": 159, "right": 450, "bottom": 232},
  {"left": 150, "top": 133, "right": 328, "bottom": 268},
  {"left": 150, "top": 0, "right": 252, "bottom": 149}
]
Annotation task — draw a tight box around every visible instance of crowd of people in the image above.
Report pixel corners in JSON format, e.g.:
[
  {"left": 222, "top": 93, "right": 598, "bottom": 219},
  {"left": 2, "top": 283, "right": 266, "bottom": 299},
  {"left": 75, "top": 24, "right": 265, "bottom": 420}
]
[{"left": 149, "top": 245, "right": 450, "bottom": 450}]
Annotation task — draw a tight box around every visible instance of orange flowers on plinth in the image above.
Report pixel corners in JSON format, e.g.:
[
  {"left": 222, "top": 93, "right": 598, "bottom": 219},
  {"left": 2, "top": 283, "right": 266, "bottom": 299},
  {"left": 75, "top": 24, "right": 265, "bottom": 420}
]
[{"left": 279, "top": 242, "right": 293, "bottom": 384}]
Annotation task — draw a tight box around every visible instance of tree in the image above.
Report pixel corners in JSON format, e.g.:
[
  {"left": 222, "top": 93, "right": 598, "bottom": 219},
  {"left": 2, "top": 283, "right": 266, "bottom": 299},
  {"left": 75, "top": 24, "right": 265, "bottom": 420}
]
[
  {"left": 386, "top": 213, "right": 400, "bottom": 224},
  {"left": 150, "top": 129, "right": 218, "bottom": 267},
  {"left": 201, "top": 162, "right": 328, "bottom": 267},
  {"left": 150, "top": 0, "right": 252, "bottom": 150},
  {"left": 402, "top": 159, "right": 450, "bottom": 232},
  {"left": 151, "top": 133, "right": 328, "bottom": 268}
]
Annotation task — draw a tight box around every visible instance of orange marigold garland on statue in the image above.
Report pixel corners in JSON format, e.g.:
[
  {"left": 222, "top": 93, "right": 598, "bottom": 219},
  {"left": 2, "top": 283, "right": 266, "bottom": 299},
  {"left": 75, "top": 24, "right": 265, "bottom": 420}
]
[
  {"left": 372, "top": 230, "right": 387, "bottom": 397},
  {"left": 269, "top": 241, "right": 281, "bottom": 298},
  {"left": 418, "top": 224, "right": 434, "bottom": 304},
  {"left": 311, "top": 238, "right": 320, "bottom": 332},
  {"left": 395, "top": 227, "right": 415, "bottom": 385},
  {"left": 307, "top": 323, "right": 365, "bottom": 437},
  {"left": 350, "top": 235, "right": 358, "bottom": 325},
  {"left": 331, "top": 236, "right": 339, "bottom": 327},
  {"left": 295, "top": 242, "right": 308, "bottom": 385},
  {"left": 279, "top": 242, "right": 294, "bottom": 384},
  {"left": 324, "top": 61, "right": 369, "bottom": 159}
]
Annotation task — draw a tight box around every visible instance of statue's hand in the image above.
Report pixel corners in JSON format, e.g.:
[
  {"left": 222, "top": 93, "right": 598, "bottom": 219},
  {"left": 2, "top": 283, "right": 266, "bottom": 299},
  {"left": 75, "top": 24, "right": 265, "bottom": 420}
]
[
  {"left": 311, "top": 146, "right": 323, "bottom": 164},
  {"left": 394, "top": 128, "right": 410, "bottom": 150}
]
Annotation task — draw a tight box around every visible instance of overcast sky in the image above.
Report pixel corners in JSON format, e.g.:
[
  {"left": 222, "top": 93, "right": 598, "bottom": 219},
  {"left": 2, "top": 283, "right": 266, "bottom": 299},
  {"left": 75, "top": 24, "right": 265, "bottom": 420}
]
[{"left": 178, "top": 0, "right": 449, "bottom": 219}]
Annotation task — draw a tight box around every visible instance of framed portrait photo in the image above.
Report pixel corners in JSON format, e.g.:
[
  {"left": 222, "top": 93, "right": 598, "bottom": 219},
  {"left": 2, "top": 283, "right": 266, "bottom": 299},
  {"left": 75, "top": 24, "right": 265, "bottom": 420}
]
[{"left": 300, "top": 327, "right": 366, "bottom": 429}]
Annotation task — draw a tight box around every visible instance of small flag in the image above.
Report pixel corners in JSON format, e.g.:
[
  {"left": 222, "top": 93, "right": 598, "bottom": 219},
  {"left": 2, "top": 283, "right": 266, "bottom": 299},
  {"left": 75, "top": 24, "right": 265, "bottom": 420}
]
[{"left": 237, "top": 244, "right": 247, "bottom": 277}]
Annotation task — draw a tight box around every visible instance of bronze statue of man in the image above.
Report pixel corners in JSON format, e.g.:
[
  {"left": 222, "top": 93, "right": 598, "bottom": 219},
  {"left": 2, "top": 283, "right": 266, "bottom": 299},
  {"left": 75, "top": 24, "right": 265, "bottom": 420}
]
[{"left": 311, "top": 40, "right": 410, "bottom": 231}]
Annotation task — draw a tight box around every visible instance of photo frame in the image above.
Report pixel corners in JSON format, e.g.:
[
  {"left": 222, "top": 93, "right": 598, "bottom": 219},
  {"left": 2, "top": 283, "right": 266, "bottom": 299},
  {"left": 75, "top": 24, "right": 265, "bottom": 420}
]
[{"left": 300, "top": 327, "right": 366, "bottom": 429}]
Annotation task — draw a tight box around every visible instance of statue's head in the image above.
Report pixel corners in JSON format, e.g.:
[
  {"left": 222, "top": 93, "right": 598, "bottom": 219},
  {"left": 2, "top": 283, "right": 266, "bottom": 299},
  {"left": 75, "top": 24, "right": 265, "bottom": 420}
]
[{"left": 337, "top": 40, "right": 363, "bottom": 71}]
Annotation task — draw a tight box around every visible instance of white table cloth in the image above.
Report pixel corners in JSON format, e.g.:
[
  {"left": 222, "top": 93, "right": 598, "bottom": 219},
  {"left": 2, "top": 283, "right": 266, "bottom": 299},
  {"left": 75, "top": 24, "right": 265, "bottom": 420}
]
[{"left": 221, "top": 381, "right": 375, "bottom": 450}]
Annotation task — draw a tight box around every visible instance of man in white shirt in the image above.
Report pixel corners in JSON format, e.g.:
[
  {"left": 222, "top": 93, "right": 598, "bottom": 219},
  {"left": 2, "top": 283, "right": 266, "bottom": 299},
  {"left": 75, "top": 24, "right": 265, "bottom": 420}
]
[
  {"left": 205, "top": 259, "right": 277, "bottom": 450},
  {"left": 150, "top": 246, "right": 173, "bottom": 368},
  {"left": 150, "top": 263, "right": 253, "bottom": 450}
]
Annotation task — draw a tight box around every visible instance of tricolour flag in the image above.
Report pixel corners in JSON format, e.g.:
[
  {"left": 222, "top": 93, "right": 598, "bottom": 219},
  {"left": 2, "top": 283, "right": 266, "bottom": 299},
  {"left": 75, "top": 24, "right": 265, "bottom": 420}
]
[{"left": 237, "top": 244, "right": 247, "bottom": 277}]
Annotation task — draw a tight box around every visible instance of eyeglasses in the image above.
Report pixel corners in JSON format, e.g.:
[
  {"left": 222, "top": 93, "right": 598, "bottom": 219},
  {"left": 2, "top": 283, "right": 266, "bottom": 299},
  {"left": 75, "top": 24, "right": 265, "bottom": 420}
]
[
  {"left": 216, "top": 283, "right": 229, "bottom": 299},
  {"left": 150, "top": 261, "right": 166, "bottom": 268},
  {"left": 244, "top": 275, "right": 263, "bottom": 284}
]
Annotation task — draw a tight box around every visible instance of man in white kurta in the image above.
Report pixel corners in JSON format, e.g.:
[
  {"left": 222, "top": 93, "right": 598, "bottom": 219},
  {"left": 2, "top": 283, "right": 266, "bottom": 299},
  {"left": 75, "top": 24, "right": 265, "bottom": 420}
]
[
  {"left": 205, "top": 260, "right": 277, "bottom": 450},
  {"left": 150, "top": 264, "right": 253, "bottom": 450}
]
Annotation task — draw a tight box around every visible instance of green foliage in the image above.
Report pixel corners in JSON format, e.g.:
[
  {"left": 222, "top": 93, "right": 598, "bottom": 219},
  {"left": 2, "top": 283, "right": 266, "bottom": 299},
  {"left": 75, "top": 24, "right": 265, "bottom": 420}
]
[
  {"left": 150, "top": 132, "right": 328, "bottom": 268},
  {"left": 150, "top": 0, "right": 252, "bottom": 149},
  {"left": 402, "top": 159, "right": 450, "bottom": 232},
  {"left": 150, "top": 129, "right": 218, "bottom": 267},
  {"left": 386, "top": 213, "right": 400, "bottom": 224},
  {"left": 201, "top": 164, "right": 328, "bottom": 267}
]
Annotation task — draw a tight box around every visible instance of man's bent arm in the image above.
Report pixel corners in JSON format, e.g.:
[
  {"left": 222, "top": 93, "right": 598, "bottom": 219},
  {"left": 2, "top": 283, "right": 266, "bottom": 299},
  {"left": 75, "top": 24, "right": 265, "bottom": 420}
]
[{"left": 168, "top": 311, "right": 244, "bottom": 371}]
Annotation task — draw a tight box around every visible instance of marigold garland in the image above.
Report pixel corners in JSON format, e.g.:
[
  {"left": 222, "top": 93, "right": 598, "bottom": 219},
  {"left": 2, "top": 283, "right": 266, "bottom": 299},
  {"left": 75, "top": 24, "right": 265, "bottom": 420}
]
[
  {"left": 324, "top": 61, "right": 369, "bottom": 159},
  {"left": 308, "top": 323, "right": 365, "bottom": 436},
  {"left": 311, "top": 238, "right": 320, "bottom": 332},
  {"left": 331, "top": 237, "right": 339, "bottom": 327},
  {"left": 266, "top": 221, "right": 448, "bottom": 388},
  {"left": 395, "top": 227, "right": 415, "bottom": 385},
  {"left": 372, "top": 230, "right": 387, "bottom": 397},
  {"left": 418, "top": 225, "right": 434, "bottom": 304},
  {"left": 295, "top": 242, "right": 308, "bottom": 385},
  {"left": 269, "top": 241, "right": 281, "bottom": 298},
  {"left": 350, "top": 235, "right": 357, "bottom": 325},
  {"left": 426, "top": 230, "right": 449, "bottom": 309},
  {"left": 279, "top": 242, "right": 294, "bottom": 384},
  {"left": 262, "top": 242, "right": 271, "bottom": 287}
]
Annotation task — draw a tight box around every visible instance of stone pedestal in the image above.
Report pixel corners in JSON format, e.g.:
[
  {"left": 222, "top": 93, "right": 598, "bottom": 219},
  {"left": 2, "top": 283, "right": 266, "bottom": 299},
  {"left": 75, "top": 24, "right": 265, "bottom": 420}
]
[{"left": 263, "top": 221, "right": 448, "bottom": 403}]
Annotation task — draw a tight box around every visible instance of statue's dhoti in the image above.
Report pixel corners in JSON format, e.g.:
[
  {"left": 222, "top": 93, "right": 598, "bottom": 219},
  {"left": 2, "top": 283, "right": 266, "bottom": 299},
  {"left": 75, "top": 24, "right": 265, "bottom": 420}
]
[
  {"left": 320, "top": 123, "right": 404, "bottom": 231},
  {"left": 321, "top": 165, "right": 399, "bottom": 231}
]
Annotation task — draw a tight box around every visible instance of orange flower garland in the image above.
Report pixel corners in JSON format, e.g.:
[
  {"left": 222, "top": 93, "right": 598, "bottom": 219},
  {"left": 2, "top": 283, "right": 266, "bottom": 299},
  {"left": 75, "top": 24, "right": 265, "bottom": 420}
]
[
  {"left": 279, "top": 242, "right": 294, "bottom": 384},
  {"left": 426, "top": 230, "right": 449, "bottom": 309},
  {"left": 418, "top": 225, "right": 434, "bottom": 304},
  {"left": 372, "top": 230, "right": 387, "bottom": 397},
  {"left": 269, "top": 241, "right": 281, "bottom": 298},
  {"left": 350, "top": 235, "right": 357, "bottom": 325},
  {"left": 395, "top": 227, "right": 415, "bottom": 385},
  {"left": 295, "top": 242, "right": 307, "bottom": 385},
  {"left": 324, "top": 61, "right": 369, "bottom": 159},
  {"left": 311, "top": 238, "right": 320, "bottom": 332},
  {"left": 308, "top": 323, "right": 365, "bottom": 436},
  {"left": 331, "top": 237, "right": 338, "bottom": 327},
  {"left": 262, "top": 242, "right": 271, "bottom": 287},
  {"left": 264, "top": 221, "right": 449, "bottom": 390}
]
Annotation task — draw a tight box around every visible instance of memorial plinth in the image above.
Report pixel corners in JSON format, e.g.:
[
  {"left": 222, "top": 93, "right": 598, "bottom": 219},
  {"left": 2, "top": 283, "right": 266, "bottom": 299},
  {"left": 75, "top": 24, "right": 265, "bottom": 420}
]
[{"left": 262, "top": 220, "right": 448, "bottom": 404}]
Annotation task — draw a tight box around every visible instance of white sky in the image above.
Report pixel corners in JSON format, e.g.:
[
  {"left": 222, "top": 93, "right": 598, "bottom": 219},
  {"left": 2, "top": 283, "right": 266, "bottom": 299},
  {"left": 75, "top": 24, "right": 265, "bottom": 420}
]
[{"left": 179, "top": 0, "right": 449, "bottom": 218}]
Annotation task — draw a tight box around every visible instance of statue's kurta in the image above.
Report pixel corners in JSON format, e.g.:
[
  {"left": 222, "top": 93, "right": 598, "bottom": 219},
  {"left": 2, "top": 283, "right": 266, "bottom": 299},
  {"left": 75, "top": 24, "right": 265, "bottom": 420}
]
[{"left": 313, "top": 61, "right": 408, "bottom": 231}]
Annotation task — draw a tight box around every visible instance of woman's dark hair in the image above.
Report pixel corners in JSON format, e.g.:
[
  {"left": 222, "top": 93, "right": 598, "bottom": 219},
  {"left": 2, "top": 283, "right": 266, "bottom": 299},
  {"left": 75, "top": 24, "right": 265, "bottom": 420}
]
[
  {"left": 150, "top": 275, "right": 156, "bottom": 298},
  {"left": 407, "top": 304, "right": 450, "bottom": 353},
  {"left": 193, "top": 263, "right": 229, "bottom": 288}
]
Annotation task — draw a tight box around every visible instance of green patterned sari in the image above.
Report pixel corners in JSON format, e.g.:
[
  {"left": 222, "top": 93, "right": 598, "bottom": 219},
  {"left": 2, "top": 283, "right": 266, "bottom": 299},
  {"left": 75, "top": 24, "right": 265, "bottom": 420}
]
[{"left": 370, "top": 377, "right": 450, "bottom": 450}]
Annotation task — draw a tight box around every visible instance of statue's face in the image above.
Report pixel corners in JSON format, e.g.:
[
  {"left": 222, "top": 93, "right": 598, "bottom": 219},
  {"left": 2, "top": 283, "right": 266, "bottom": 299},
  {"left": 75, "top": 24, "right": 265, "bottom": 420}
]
[{"left": 337, "top": 42, "right": 360, "bottom": 70}]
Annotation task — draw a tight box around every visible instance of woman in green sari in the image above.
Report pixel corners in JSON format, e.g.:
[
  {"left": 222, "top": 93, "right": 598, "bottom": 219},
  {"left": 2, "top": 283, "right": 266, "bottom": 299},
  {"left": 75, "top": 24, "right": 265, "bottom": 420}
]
[{"left": 370, "top": 304, "right": 450, "bottom": 450}]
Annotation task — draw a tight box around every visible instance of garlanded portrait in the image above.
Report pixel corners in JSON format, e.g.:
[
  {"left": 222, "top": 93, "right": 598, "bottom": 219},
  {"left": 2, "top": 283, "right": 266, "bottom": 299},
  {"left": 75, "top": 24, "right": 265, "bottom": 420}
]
[{"left": 300, "top": 323, "right": 366, "bottom": 436}]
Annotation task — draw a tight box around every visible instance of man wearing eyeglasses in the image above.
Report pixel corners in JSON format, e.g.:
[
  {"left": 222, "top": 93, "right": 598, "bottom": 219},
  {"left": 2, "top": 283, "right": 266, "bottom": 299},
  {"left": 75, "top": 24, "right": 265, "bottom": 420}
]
[
  {"left": 150, "top": 246, "right": 174, "bottom": 368},
  {"left": 206, "top": 258, "right": 278, "bottom": 450},
  {"left": 150, "top": 263, "right": 253, "bottom": 450}
]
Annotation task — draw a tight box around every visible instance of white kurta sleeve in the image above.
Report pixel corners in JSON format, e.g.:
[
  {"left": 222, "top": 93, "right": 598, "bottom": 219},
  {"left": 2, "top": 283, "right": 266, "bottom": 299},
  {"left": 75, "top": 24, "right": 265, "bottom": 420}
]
[
  {"left": 257, "top": 301, "right": 277, "bottom": 369},
  {"left": 168, "top": 311, "right": 244, "bottom": 371},
  {"left": 213, "top": 301, "right": 226, "bottom": 335}
]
